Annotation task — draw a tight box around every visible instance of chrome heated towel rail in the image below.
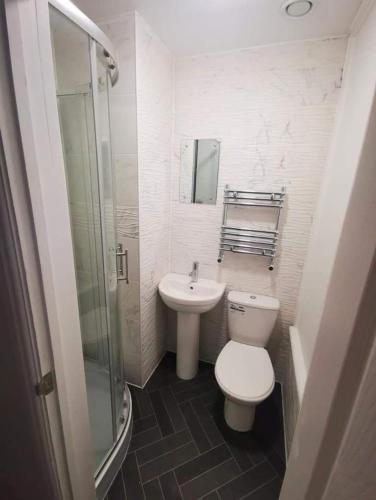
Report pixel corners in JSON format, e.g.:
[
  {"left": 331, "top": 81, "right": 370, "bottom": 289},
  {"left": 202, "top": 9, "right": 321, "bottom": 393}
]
[{"left": 217, "top": 186, "right": 286, "bottom": 270}]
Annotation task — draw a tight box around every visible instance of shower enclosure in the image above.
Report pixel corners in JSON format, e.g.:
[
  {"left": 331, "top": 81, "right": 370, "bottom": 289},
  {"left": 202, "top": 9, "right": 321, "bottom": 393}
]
[{"left": 48, "top": 1, "right": 132, "bottom": 497}]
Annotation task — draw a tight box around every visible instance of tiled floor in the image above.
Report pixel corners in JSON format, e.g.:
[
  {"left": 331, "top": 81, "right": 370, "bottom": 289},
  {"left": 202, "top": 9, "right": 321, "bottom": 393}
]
[{"left": 107, "top": 353, "right": 285, "bottom": 500}]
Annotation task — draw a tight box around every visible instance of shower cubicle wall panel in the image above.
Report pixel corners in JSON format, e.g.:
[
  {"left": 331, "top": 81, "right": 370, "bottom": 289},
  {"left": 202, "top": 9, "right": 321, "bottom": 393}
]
[{"left": 100, "top": 12, "right": 142, "bottom": 387}]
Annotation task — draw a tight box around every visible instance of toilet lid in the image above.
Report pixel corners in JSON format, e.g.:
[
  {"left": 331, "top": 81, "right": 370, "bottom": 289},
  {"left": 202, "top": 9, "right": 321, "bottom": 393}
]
[{"left": 215, "top": 341, "right": 275, "bottom": 403}]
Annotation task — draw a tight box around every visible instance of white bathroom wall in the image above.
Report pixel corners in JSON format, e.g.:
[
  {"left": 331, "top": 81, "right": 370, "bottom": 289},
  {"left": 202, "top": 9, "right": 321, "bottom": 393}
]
[
  {"left": 295, "top": 3, "right": 376, "bottom": 372},
  {"left": 135, "top": 13, "right": 174, "bottom": 385},
  {"left": 169, "top": 38, "right": 347, "bottom": 376},
  {"left": 283, "top": 337, "right": 300, "bottom": 456},
  {"left": 322, "top": 330, "right": 376, "bottom": 500},
  {"left": 100, "top": 13, "right": 142, "bottom": 385}
]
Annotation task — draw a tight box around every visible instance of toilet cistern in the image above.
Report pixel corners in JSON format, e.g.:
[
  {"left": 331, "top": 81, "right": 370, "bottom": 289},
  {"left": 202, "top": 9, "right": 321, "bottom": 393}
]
[{"left": 189, "top": 261, "right": 199, "bottom": 283}]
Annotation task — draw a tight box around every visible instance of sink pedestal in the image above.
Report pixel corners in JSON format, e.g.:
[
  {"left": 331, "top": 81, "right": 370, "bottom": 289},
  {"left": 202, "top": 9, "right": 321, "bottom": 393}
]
[
  {"left": 176, "top": 312, "right": 200, "bottom": 380},
  {"left": 159, "top": 273, "right": 226, "bottom": 380}
]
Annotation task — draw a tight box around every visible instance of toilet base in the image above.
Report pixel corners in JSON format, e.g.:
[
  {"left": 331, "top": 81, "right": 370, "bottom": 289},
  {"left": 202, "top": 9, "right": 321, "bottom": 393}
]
[{"left": 224, "top": 397, "right": 255, "bottom": 432}]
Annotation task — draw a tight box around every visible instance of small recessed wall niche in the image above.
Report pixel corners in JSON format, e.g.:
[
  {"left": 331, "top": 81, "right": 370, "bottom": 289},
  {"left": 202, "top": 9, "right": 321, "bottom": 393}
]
[{"left": 179, "top": 138, "right": 220, "bottom": 205}]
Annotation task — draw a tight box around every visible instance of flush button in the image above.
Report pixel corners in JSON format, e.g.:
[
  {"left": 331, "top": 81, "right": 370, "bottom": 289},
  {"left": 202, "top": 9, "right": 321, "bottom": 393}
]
[
  {"left": 230, "top": 304, "right": 245, "bottom": 312},
  {"left": 250, "top": 295, "right": 256, "bottom": 299}
]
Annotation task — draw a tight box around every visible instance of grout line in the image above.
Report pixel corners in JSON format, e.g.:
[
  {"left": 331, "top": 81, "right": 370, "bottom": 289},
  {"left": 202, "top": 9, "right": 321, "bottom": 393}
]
[
  {"left": 160, "top": 389, "right": 178, "bottom": 434},
  {"left": 140, "top": 440, "right": 200, "bottom": 485},
  {"left": 133, "top": 414, "right": 158, "bottom": 435},
  {"left": 189, "top": 395, "right": 210, "bottom": 421},
  {"left": 138, "top": 439, "right": 196, "bottom": 468},
  {"left": 173, "top": 468, "right": 184, "bottom": 500},
  {"left": 129, "top": 425, "right": 162, "bottom": 453},
  {"left": 188, "top": 399, "right": 217, "bottom": 450},
  {"left": 134, "top": 423, "right": 158, "bottom": 438},
  {"left": 238, "top": 473, "right": 279, "bottom": 500},
  {"left": 229, "top": 440, "right": 258, "bottom": 470},
  {"left": 133, "top": 389, "right": 156, "bottom": 419},
  {"left": 180, "top": 403, "right": 201, "bottom": 455},
  {"left": 198, "top": 488, "right": 219, "bottom": 500},
  {"left": 200, "top": 460, "right": 270, "bottom": 497},
  {"left": 149, "top": 389, "right": 166, "bottom": 433},
  {"left": 120, "top": 467, "right": 127, "bottom": 500},
  {"left": 181, "top": 453, "right": 237, "bottom": 487},
  {"left": 140, "top": 480, "right": 147, "bottom": 500},
  {"left": 153, "top": 389, "right": 176, "bottom": 434},
  {"left": 264, "top": 452, "right": 284, "bottom": 479},
  {"left": 134, "top": 451, "right": 146, "bottom": 500},
  {"left": 175, "top": 388, "right": 217, "bottom": 406},
  {"left": 183, "top": 399, "right": 214, "bottom": 452},
  {"left": 158, "top": 476, "right": 166, "bottom": 500},
  {"left": 222, "top": 441, "right": 243, "bottom": 473},
  {"left": 134, "top": 448, "right": 142, "bottom": 468},
  {"left": 133, "top": 409, "right": 157, "bottom": 424},
  {"left": 135, "top": 428, "right": 189, "bottom": 462},
  {"left": 177, "top": 443, "right": 231, "bottom": 487},
  {"left": 178, "top": 456, "right": 235, "bottom": 489},
  {"left": 162, "top": 384, "right": 190, "bottom": 434}
]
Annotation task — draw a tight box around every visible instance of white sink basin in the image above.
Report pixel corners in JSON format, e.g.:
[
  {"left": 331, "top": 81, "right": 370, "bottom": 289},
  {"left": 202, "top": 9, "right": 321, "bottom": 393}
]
[
  {"left": 159, "top": 273, "right": 226, "bottom": 380},
  {"left": 159, "top": 273, "right": 226, "bottom": 314}
]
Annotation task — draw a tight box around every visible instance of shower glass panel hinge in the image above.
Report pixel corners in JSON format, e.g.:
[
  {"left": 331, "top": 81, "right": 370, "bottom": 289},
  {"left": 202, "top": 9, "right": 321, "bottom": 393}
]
[
  {"left": 116, "top": 243, "right": 129, "bottom": 283},
  {"left": 35, "top": 371, "right": 55, "bottom": 396}
]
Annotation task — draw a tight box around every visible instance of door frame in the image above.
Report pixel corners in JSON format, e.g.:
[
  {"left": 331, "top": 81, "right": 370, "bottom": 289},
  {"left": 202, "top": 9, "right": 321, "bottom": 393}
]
[
  {"left": 0, "top": 120, "right": 63, "bottom": 500},
  {"left": 4, "top": 0, "right": 97, "bottom": 498},
  {"left": 0, "top": 3, "right": 66, "bottom": 497}
]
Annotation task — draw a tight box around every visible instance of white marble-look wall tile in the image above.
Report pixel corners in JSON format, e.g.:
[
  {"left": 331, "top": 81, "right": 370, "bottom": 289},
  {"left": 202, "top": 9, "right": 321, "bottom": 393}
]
[
  {"left": 170, "top": 37, "right": 348, "bottom": 379},
  {"left": 135, "top": 13, "right": 174, "bottom": 385},
  {"left": 100, "top": 13, "right": 142, "bottom": 386}
]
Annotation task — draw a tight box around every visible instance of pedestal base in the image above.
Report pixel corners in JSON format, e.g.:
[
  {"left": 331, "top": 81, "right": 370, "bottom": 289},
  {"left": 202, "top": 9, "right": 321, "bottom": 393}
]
[
  {"left": 224, "top": 397, "right": 255, "bottom": 432},
  {"left": 176, "top": 312, "right": 200, "bottom": 380}
]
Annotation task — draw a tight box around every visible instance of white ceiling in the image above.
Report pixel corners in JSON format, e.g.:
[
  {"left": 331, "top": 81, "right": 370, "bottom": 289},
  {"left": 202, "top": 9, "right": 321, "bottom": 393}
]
[{"left": 75, "top": 0, "right": 364, "bottom": 55}]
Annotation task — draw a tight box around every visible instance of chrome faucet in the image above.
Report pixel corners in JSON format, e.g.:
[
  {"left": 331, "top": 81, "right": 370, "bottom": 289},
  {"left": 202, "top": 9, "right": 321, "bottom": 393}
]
[{"left": 189, "top": 261, "right": 199, "bottom": 283}]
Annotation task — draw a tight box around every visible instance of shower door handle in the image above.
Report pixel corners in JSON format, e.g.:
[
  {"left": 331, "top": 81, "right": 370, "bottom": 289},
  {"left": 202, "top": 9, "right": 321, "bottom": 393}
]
[{"left": 116, "top": 244, "right": 129, "bottom": 283}]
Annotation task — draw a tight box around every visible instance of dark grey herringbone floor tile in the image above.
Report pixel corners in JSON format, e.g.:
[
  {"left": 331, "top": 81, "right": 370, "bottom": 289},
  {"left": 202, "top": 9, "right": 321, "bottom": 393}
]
[
  {"left": 136, "top": 429, "right": 191, "bottom": 465},
  {"left": 159, "top": 471, "right": 182, "bottom": 499},
  {"left": 143, "top": 478, "right": 164, "bottom": 500},
  {"left": 243, "top": 477, "right": 283, "bottom": 500},
  {"left": 107, "top": 352, "right": 285, "bottom": 500}
]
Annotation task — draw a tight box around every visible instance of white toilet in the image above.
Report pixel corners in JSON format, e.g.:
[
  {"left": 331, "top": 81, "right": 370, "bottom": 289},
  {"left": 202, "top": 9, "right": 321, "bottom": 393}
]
[{"left": 215, "top": 291, "right": 280, "bottom": 432}]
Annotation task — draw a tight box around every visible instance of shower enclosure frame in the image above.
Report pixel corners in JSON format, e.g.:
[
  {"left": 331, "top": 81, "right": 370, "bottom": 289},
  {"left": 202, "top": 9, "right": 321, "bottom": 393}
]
[{"left": 4, "top": 0, "right": 132, "bottom": 498}]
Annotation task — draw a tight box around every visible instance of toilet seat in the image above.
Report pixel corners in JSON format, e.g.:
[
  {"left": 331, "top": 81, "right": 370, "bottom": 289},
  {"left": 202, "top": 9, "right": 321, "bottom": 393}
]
[{"left": 215, "top": 341, "right": 275, "bottom": 404}]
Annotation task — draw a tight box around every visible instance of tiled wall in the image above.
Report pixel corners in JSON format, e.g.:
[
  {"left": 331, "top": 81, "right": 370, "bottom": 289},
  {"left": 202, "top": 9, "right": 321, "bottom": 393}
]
[
  {"left": 169, "top": 38, "right": 348, "bottom": 378},
  {"left": 100, "top": 13, "right": 142, "bottom": 385},
  {"left": 135, "top": 14, "right": 174, "bottom": 385},
  {"left": 100, "top": 12, "right": 174, "bottom": 387},
  {"left": 92, "top": 9, "right": 347, "bottom": 392}
]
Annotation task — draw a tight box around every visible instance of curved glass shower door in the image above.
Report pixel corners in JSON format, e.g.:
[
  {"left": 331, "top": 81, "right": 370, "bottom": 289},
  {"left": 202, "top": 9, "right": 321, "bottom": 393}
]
[
  {"left": 93, "top": 43, "right": 125, "bottom": 438},
  {"left": 49, "top": 6, "right": 127, "bottom": 474}
]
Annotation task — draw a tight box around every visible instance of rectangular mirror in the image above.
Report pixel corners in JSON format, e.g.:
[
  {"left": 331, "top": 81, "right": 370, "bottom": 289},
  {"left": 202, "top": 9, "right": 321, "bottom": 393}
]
[{"left": 179, "top": 138, "right": 220, "bottom": 204}]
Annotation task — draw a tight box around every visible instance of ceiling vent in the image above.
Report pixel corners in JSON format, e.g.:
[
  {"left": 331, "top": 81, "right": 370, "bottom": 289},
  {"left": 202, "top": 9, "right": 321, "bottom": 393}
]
[{"left": 282, "top": 0, "right": 314, "bottom": 17}]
